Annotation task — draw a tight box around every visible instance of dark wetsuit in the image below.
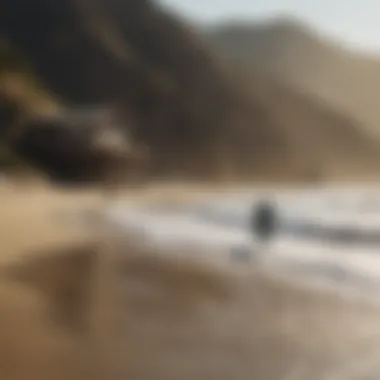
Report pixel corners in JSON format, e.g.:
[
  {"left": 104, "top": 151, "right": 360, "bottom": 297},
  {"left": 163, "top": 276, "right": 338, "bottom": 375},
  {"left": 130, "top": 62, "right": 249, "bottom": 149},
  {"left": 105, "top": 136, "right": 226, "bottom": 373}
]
[{"left": 250, "top": 201, "right": 278, "bottom": 242}]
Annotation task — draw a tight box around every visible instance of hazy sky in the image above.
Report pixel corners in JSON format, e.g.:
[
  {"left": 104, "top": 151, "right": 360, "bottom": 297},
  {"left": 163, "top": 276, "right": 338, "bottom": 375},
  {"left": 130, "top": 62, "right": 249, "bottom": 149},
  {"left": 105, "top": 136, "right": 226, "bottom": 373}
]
[{"left": 159, "top": 0, "right": 380, "bottom": 53}]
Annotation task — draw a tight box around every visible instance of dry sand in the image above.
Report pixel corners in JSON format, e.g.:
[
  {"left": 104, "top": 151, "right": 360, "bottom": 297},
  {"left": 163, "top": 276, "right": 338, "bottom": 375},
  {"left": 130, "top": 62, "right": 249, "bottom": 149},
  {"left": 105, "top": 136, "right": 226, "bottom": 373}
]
[{"left": 0, "top": 183, "right": 97, "bottom": 264}]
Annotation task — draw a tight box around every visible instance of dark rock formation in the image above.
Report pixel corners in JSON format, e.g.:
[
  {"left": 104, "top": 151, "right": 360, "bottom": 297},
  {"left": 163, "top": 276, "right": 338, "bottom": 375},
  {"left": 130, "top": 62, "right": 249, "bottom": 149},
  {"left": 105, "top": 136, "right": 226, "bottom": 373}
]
[{"left": 11, "top": 107, "right": 135, "bottom": 184}]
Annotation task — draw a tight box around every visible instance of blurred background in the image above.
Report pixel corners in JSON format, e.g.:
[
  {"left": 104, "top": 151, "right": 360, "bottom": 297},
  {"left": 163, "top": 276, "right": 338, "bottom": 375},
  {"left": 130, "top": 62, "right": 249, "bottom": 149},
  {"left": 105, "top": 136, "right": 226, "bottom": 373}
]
[{"left": 3, "top": 1, "right": 380, "bottom": 380}]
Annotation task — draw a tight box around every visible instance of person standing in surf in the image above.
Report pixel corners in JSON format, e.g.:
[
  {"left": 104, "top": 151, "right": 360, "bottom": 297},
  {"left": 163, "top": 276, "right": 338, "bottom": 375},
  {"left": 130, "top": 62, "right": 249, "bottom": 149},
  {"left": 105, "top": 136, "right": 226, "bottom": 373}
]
[{"left": 250, "top": 199, "right": 279, "bottom": 251}]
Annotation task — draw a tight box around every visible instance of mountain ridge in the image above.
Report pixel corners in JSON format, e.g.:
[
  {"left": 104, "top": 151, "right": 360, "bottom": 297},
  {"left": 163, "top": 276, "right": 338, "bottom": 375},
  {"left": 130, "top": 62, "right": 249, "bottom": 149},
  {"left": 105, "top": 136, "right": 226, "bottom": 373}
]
[{"left": 205, "top": 16, "right": 380, "bottom": 137}]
